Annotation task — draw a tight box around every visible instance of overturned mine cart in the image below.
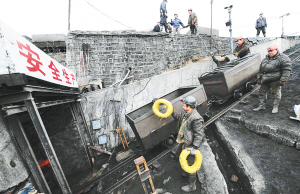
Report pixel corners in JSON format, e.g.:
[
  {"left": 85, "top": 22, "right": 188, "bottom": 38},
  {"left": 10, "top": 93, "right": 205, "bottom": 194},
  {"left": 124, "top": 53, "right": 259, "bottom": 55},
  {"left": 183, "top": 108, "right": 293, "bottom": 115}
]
[{"left": 125, "top": 86, "right": 207, "bottom": 150}]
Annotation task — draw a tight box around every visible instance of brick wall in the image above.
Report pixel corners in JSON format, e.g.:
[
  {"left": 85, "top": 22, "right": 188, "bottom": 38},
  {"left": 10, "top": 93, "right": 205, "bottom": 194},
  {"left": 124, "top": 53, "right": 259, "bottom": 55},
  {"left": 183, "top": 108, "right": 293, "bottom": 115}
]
[{"left": 66, "top": 31, "right": 232, "bottom": 87}]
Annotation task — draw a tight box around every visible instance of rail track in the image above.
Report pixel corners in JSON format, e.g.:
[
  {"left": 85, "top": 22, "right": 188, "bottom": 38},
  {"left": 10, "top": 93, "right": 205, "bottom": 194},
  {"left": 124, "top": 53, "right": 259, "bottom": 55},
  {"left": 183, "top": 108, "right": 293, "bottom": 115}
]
[{"left": 77, "top": 46, "right": 300, "bottom": 194}]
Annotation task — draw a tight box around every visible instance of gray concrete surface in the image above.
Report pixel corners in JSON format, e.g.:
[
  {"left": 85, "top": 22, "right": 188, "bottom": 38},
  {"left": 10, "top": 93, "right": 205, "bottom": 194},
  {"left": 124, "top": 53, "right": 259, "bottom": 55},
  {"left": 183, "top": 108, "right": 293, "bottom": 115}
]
[
  {"left": 198, "top": 139, "right": 229, "bottom": 194},
  {"left": 215, "top": 121, "right": 267, "bottom": 194},
  {"left": 32, "top": 34, "right": 66, "bottom": 42},
  {"left": 216, "top": 119, "right": 300, "bottom": 194},
  {"left": 0, "top": 111, "right": 29, "bottom": 193}
]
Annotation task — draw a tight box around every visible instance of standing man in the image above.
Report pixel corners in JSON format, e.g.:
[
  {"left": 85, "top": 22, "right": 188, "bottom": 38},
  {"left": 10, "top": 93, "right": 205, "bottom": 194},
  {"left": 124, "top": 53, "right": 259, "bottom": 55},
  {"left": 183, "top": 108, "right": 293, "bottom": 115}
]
[
  {"left": 234, "top": 36, "right": 250, "bottom": 58},
  {"left": 171, "top": 14, "right": 184, "bottom": 34},
  {"left": 255, "top": 13, "right": 267, "bottom": 37},
  {"left": 253, "top": 45, "right": 292, "bottom": 114},
  {"left": 160, "top": 0, "right": 168, "bottom": 33},
  {"left": 187, "top": 8, "right": 198, "bottom": 35},
  {"left": 152, "top": 22, "right": 161, "bottom": 32},
  {"left": 172, "top": 96, "right": 205, "bottom": 192}
]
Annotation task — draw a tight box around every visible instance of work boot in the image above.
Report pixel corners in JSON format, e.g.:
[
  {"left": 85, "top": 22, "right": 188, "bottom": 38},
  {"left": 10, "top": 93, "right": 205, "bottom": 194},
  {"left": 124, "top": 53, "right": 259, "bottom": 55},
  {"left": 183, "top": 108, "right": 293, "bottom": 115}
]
[
  {"left": 253, "top": 105, "right": 266, "bottom": 111},
  {"left": 181, "top": 182, "right": 196, "bottom": 192},
  {"left": 182, "top": 174, "right": 197, "bottom": 192},
  {"left": 272, "top": 99, "right": 279, "bottom": 114}
]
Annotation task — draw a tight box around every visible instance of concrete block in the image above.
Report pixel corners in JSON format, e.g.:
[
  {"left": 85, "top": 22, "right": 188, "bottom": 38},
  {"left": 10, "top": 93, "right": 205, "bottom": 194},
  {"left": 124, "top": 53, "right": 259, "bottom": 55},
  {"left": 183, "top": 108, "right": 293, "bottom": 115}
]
[
  {"left": 281, "top": 137, "right": 296, "bottom": 147},
  {"left": 296, "top": 142, "right": 300, "bottom": 150},
  {"left": 214, "top": 121, "right": 268, "bottom": 194}
]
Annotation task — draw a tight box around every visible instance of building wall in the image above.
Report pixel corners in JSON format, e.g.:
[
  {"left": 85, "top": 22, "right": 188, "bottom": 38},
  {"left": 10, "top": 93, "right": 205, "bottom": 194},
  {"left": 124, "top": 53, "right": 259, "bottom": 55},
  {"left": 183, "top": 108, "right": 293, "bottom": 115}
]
[{"left": 66, "top": 31, "right": 232, "bottom": 87}]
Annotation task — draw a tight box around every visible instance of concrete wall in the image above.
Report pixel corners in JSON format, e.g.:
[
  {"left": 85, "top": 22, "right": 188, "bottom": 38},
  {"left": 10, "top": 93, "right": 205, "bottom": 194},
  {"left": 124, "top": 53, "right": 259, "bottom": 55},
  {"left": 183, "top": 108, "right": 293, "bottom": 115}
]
[
  {"left": 0, "top": 111, "right": 29, "bottom": 193},
  {"left": 80, "top": 59, "right": 215, "bottom": 150},
  {"left": 66, "top": 31, "right": 232, "bottom": 87},
  {"left": 250, "top": 38, "right": 300, "bottom": 60}
]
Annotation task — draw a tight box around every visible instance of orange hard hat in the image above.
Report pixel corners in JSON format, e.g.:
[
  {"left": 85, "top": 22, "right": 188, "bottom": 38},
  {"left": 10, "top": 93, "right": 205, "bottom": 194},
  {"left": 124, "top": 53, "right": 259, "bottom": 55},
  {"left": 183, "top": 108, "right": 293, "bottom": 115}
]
[
  {"left": 235, "top": 36, "right": 244, "bottom": 42},
  {"left": 267, "top": 44, "right": 278, "bottom": 51}
]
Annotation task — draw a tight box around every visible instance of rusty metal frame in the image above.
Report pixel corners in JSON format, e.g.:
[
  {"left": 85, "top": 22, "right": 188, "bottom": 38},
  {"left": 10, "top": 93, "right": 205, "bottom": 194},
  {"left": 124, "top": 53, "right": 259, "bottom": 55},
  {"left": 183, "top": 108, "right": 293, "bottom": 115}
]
[
  {"left": 0, "top": 92, "right": 32, "bottom": 106},
  {"left": 69, "top": 102, "right": 93, "bottom": 167},
  {"left": 2, "top": 98, "right": 76, "bottom": 116},
  {"left": 7, "top": 115, "right": 52, "bottom": 194},
  {"left": 24, "top": 98, "right": 72, "bottom": 194}
]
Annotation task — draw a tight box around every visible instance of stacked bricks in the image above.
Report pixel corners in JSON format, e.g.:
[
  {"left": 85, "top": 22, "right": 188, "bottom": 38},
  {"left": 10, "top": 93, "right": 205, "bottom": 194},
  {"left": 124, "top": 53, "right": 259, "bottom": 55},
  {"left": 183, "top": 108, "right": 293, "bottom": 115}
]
[{"left": 66, "top": 31, "right": 232, "bottom": 87}]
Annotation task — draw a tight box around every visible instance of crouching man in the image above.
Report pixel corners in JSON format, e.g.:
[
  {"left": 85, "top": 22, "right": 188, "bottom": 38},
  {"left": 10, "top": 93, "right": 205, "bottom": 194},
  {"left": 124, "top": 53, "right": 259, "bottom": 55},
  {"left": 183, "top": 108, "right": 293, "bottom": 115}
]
[
  {"left": 172, "top": 96, "right": 205, "bottom": 192},
  {"left": 253, "top": 44, "right": 292, "bottom": 113}
]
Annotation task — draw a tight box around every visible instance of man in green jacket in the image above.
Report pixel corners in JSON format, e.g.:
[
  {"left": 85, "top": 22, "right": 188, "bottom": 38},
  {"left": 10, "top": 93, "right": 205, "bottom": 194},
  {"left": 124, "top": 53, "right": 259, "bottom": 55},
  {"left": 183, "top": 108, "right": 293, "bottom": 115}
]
[
  {"left": 253, "top": 44, "right": 292, "bottom": 113},
  {"left": 172, "top": 96, "right": 205, "bottom": 192}
]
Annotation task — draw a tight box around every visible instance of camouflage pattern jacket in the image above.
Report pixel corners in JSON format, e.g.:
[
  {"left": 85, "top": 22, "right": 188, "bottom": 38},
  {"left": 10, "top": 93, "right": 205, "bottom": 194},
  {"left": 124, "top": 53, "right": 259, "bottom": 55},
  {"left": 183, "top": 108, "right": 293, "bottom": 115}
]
[
  {"left": 257, "top": 52, "right": 292, "bottom": 83},
  {"left": 172, "top": 109, "right": 204, "bottom": 148}
]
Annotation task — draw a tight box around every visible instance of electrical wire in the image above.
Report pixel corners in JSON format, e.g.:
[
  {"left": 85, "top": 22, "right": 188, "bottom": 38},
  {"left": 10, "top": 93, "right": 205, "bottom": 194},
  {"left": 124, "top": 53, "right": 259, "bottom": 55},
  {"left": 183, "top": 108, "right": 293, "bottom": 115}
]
[{"left": 83, "top": 0, "right": 135, "bottom": 30}]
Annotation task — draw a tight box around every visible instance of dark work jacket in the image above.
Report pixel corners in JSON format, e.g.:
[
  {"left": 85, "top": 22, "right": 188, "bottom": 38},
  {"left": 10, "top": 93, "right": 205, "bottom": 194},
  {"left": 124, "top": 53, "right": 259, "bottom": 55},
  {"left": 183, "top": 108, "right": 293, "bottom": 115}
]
[
  {"left": 234, "top": 41, "right": 250, "bottom": 58},
  {"left": 172, "top": 109, "right": 205, "bottom": 149},
  {"left": 255, "top": 17, "right": 267, "bottom": 28},
  {"left": 257, "top": 52, "right": 292, "bottom": 83},
  {"left": 152, "top": 24, "right": 160, "bottom": 32}
]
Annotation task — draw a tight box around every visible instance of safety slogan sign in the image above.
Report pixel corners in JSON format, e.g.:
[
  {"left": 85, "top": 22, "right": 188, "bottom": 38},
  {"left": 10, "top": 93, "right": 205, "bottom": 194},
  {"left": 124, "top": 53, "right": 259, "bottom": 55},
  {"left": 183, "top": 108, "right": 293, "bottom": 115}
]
[{"left": 0, "top": 20, "right": 78, "bottom": 88}]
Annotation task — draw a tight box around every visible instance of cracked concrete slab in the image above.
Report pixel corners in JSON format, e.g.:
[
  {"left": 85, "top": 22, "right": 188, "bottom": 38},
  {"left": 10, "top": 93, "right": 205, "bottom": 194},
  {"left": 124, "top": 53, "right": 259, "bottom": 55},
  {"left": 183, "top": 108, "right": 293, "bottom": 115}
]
[
  {"left": 215, "top": 121, "right": 268, "bottom": 194},
  {"left": 198, "top": 140, "right": 229, "bottom": 194},
  {"left": 215, "top": 119, "right": 300, "bottom": 194}
]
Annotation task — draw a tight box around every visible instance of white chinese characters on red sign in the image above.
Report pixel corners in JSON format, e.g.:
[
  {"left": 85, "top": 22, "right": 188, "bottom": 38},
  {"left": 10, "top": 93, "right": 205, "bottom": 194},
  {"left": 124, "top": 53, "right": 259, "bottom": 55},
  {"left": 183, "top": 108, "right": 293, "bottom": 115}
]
[{"left": 16, "top": 40, "right": 76, "bottom": 87}]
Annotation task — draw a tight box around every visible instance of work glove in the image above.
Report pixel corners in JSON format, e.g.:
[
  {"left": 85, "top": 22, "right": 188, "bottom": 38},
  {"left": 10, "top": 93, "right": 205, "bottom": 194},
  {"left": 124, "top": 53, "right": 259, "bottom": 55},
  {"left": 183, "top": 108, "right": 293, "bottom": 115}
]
[
  {"left": 187, "top": 147, "right": 197, "bottom": 155},
  {"left": 210, "top": 51, "right": 214, "bottom": 57},
  {"left": 279, "top": 81, "right": 286, "bottom": 86},
  {"left": 257, "top": 79, "right": 261, "bottom": 84},
  {"left": 192, "top": 22, "right": 194, "bottom": 25},
  {"left": 235, "top": 52, "right": 239, "bottom": 57}
]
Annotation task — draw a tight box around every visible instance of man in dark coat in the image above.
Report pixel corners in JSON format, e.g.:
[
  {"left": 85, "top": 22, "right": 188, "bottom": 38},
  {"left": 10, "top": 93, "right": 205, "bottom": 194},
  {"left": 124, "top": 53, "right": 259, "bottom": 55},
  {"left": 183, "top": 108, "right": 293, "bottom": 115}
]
[
  {"left": 152, "top": 22, "right": 161, "bottom": 32},
  {"left": 234, "top": 36, "right": 250, "bottom": 58},
  {"left": 255, "top": 13, "right": 267, "bottom": 37},
  {"left": 253, "top": 44, "right": 292, "bottom": 114},
  {"left": 172, "top": 96, "right": 205, "bottom": 192},
  {"left": 160, "top": 0, "right": 168, "bottom": 32}
]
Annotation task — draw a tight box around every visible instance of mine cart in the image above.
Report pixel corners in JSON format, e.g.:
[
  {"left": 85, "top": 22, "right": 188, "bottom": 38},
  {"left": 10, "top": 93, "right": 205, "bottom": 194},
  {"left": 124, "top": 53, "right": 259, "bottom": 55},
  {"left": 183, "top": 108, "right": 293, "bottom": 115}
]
[
  {"left": 125, "top": 86, "right": 207, "bottom": 150},
  {"left": 198, "top": 53, "right": 261, "bottom": 104}
]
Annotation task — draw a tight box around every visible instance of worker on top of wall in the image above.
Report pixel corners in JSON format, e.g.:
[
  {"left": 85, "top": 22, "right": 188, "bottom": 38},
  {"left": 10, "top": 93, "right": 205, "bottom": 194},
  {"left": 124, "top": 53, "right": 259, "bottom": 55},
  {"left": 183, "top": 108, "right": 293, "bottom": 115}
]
[
  {"left": 187, "top": 8, "right": 198, "bottom": 35},
  {"left": 210, "top": 52, "right": 230, "bottom": 67},
  {"left": 152, "top": 22, "right": 161, "bottom": 32},
  {"left": 160, "top": 0, "right": 168, "bottom": 33},
  {"left": 172, "top": 96, "right": 205, "bottom": 192},
  {"left": 253, "top": 44, "right": 292, "bottom": 114},
  {"left": 170, "top": 14, "right": 184, "bottom": 35},
  {"left": 255, "top": 13, "right": 267, "bottom": 37},
  {"left": 234, "top": 36, "right": 250, "bottom": 58}
]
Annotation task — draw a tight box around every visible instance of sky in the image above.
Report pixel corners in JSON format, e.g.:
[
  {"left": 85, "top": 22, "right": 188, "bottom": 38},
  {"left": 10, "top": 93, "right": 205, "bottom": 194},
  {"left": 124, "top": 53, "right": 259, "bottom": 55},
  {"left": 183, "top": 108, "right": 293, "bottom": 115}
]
[{"left": 0, "top": 0, "right": 300, "bottom": 38}]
